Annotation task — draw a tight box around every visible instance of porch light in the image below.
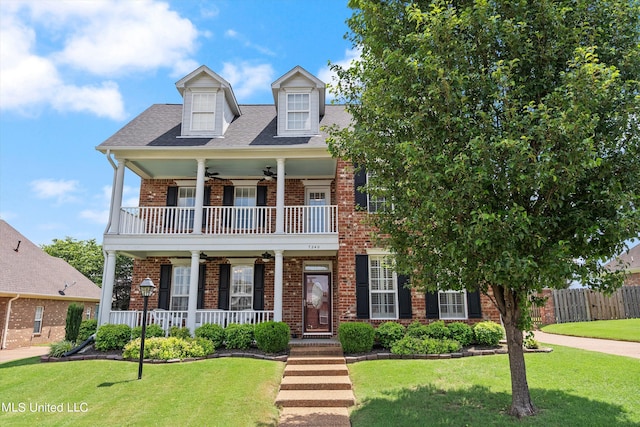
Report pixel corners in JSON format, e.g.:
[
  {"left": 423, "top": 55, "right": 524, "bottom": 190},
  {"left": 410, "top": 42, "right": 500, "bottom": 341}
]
[
  {"left": 138, "top": 277, "right": 155, "bottom": 380},
  {"left": 261, "top": 252, "right": 273, "bottom": 262}
]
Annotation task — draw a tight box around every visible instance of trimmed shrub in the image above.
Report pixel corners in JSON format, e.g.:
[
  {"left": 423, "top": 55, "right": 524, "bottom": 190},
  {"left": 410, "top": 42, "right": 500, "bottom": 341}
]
[
  {"left": 338, "top": 322, "right": 375, "bottom": 353},
  {"left": 254, "top": 321, "right": 290, "bottom": 353},
  {"left": 448, "top": 322, "right": 474, "bottom": 346},
  {"left": 474, "top": 321, "right": 505, "bottom": 346},
  {"left": 391, "top": 337, "right": 462, "bottom": 355},
  {"left": 406, "top": 321, "right": 429, "bottom": 339},
  {"left": 195, "top": 323, "right": 226, "bottom": 349},
  {"left": 49, "top": 340, "right": 75, "bottom": 357},
  {"left": 424, "top": 321, "right": 451, "bottom": 339},
  {"left": 123, "top": 336, "right": 214, "bottom": 360},
  {"left": 95, "top": 324, "right": 132, "bottom": 351},
  {"left": 131, "top": 324, "right": 165, "bottom": 340},
  {"left": 225, "top": 323, "right": 255, "bottom": 350},
  {"left": 375, "top": 322, "right": 406, "bottom": 349},
  {"left": 169, "top": 326, "right": 191, "bottom": 339},
  {"left": 77, "top": 319, "right": 98, "bottom": 342},
  {"left": 65, "top": 303, "right": 84, "bottom": 342},
  {"left": 524, "top": 331, "right": 539, "bottom": 349}
]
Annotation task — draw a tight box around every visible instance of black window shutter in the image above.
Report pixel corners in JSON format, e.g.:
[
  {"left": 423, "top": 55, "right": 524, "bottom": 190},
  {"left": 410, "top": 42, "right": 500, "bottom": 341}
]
[
  {"left": 257, "top": 186, "right": 267, "bottom": 206},
  {"left": 397, "top": 275, "right": 412, "bottom": 319},
  {"left": 202, "top": 186, "right": 211, "bottom": 228},
  {"left": 425, "top": 291, "right": 440, "bottom": 319},
  {"left": 354, "top": 167, "right": 368, "bottom": 209},
  {"left": 159, "top": 265, "right": 172, "bottom": 310},
  {"left": 467, "top": 290, "right": 482, "bottom": 318},
  {"left": 253, "top": 264, "right": 265, "bottom": 310},
  {"left": 355, "top": 254, "right": 370, "bottom": 319},
  {"left": 197, "top": 264, "right": 206, "bottom": 309},
  {"left": 223, "top": 186, "right": 234, "bottom": 206},
  {"left": 218, "top": 264, "right": 230, "bottom": 310},
  {"left": 166, "top": 187, "right": 178, "bottom": 206}
]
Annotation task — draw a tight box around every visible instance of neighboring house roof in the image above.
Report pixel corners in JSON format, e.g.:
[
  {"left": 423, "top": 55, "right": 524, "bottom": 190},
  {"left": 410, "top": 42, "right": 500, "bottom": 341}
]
[
  {"left": 96, "top": 104, "right": 351, "bottom": 150},
  {"left": 604, "top": 243, "right": 640, "bottom": 274},
  {"left": 0, "top": 220, "right": 101, "bottom": 300}
]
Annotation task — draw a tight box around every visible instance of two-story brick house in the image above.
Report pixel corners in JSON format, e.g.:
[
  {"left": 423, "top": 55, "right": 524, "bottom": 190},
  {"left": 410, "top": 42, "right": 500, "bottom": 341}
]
[{"left": 97, "top": 65, "right": 500, "bottom": 338}]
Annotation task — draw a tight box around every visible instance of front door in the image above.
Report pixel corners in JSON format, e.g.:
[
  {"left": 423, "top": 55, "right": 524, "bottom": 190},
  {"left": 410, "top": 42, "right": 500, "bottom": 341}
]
[{"left": 303, "top": 273, "right": 331, "bottom": 334}]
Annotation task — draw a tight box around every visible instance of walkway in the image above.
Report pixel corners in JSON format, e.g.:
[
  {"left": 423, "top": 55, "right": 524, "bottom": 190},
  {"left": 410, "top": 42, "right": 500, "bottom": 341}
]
[
  {"left": 0, "top": 346, "right": 49, "bottom": 363},
  {"left": 534, "top": 331, "right": 640, "bottom": 359}
]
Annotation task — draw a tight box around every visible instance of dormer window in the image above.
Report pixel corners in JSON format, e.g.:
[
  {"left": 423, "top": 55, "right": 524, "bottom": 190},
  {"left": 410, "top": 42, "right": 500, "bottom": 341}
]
[
  {"left": 287, "top": 93, "right": 310, "bottom": 131},
  {"left": 191, "top": 92, "right": 216, "bottom": 131}
]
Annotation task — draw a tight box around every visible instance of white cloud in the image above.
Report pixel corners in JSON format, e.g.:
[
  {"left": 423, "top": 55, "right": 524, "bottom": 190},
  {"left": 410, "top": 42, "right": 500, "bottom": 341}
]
[
  {"left": 221, "top": 62, "right": 275, "bottom": 101},
  {"left": 30, "top": 179, "right": 81, "bottom": 204},
  {"left": 80, "top": 184, "right": 139, "bottom": 225},
  {"left": 318, "top": 48, "right": 361, "bottom": 101},
  {"left": 224, "top": 28, "right": 275, "bottom": 56}
]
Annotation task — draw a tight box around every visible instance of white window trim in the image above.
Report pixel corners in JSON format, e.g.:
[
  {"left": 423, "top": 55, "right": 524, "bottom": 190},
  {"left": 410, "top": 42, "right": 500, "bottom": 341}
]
[
  {"left": 230, "top": 264, "right": 254, "bottom": 311},
  {"left": 285, "top": 92, "right": 311, "bottom": 131},
  {"left": 170, "top": 265, "right": 191, "bottom": 311},
  {"left": 438, "top": 290, "right": 468, "bottom": 320},
  {"left": 368, "top": 255, "right": 399, "bottom": 320},
  {"left": 190, "top": 91, "right": 216, "bottom": 132},
  {"left": 33, "top": 306, "right": 44, "bottom": 334}
]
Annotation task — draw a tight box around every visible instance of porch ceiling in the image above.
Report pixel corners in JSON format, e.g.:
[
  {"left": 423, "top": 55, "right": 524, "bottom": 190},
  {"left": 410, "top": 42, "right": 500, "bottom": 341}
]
[
  {"left": 119, "top": 249, "right": 338, "bottom": 260},
  {"left": 128, "top": 158, "right": 337, "bottom": 180}
]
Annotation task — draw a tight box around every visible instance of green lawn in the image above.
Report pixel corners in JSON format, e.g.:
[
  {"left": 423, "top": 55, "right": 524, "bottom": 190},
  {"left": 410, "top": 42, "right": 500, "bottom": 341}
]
[
  {"left": 541, "top": 318, "right": 640, "bottom": 342},
  {"left": 348, "top": 345, "right": 640, "bottom": 426},
  {"left": 0, "top": 357, "right": 284, "bottom": 426}
]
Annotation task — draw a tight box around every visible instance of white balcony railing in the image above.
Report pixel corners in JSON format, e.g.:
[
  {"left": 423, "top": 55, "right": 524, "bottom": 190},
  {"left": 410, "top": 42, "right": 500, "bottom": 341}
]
[
  {"left": 118, "top": 205, "right": 337, "bottom": 235},
  {"left": 107, "top": 309, "right": 274, "bottom": 336}
]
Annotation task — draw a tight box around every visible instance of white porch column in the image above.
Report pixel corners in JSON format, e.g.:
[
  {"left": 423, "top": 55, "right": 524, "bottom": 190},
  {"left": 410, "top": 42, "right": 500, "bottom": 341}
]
[
  {"left": 273, "top": 250, "right": 284, "bottom": 321},
  {"left": 99, "top": 251, "right": 117, "bottom": 326},
  {"left": 192, "top": 159, "right": 206, "bottom": 234},
  {"left": 109, "top": 159, "right": 126, "bottom": 234},
  {"left": 275, "top": 158, "right": 285, "bottom": 234},
  {"left": 186, "top": 251, "right": 201, "bottom": 334}
]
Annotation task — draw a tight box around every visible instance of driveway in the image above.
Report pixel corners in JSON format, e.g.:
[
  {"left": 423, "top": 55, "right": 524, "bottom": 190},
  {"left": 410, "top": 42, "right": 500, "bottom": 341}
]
[
  {"left": 0, "top": 346, "right": 49, "bottom": 363},
  {"left": 534, "top": 331, "right": 640, "bottom": 359}
]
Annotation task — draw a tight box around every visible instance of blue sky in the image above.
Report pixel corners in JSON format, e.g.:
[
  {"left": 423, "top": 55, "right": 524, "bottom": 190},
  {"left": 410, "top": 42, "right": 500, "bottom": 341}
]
[{"left": 0, "top": 0, "right": 357, "bottom": 245}]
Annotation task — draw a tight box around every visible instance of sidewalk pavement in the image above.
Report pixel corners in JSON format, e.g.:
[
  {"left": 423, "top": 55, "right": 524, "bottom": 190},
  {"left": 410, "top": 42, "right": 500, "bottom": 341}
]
[
  {"left": 534, "top": 331, "right": 640, "bottom": 359},
  {"left": 0, "top": 346, "right": 50, "bottom": 363}
]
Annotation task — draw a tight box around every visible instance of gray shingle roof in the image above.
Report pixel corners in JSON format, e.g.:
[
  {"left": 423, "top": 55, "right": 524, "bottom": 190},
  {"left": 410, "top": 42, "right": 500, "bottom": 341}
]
[
  {"left": 0, "top": 220, "right": 101, "bottom": 300},
  {"left": 97, "top": 104, "right": 351, "bottom": 149},
  {"left": 604, "top": 243, "right": 640, "bottom": 272}
]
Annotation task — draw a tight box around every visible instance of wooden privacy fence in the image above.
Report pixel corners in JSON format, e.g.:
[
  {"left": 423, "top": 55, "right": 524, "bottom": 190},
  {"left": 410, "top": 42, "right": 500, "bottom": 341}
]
[{"left": 551, "top": 286, "right": 640, "bottom": 324}]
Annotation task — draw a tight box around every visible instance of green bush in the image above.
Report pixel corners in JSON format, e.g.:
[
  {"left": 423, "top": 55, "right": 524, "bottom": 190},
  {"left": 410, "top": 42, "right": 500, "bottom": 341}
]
[
  {"left": 375, "top": 321, "right": 406, "bottom": 349},
  {"left": 338, "top": 322, "right": 375, "bottom": 353},
  {"left": 254, "top": 321, "right": 290, "bottom": 353},
  {"left": 131, "top": 324, "right": 165, "bottom": 339},
  {"left": 225, "top": 323, "right": 255, "bottom": 350},
  {"left": 49, "top": 340, "right": 75, "bottom": 357},
  {"left": 195, "top": 323, "right": 226, "bottom": 349},
  {"left": 405, "top": 321, "right": 429, "bottom": 339},
  {"left": 391, "top": 336, "right": 462, "bottom": 355},
  {"left": 122, "top": 336, "right": 215, "bottom": 360},
  {"left": 95, "top": 324, "right": 132, "bottom": 351},
  {"left": 473, "top": 321, "right": 505, "bottom": 346},
  {"left": 65, "top": 303, "right": 84, "bottom": 342},
  {"left": 425, "top": 320, "right": 451, "bottom": 339},
  {"left": 77, "top": 319, "right": 98, "bottom": 342},
  {"left": 448, "top": 322, "right": 474, "bottom": 346},
  {"left": 524, "top": 331, "right": 539, "bottom": 349},
  {"left": 169, "top": 326, "right": 191, "bottom": 339}
]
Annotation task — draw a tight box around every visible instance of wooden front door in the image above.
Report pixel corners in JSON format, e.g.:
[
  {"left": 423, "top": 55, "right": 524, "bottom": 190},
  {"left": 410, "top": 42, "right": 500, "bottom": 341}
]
[{"left": 303, "top": 273, "right": 331, "bottom": 334}]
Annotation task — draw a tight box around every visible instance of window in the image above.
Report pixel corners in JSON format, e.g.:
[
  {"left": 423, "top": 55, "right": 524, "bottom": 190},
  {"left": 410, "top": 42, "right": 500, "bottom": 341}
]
[
  {"left": 286, "top": 93, "right": 310, "bottom": 130},
  {"left": 230, "top": 265, "right": 253, "bottom": 310},
  {"left": 369, "top": 256, "right": 397, "bottom": 319},
  {"left": 191, "top": 92, "right": 216, "bottom": 131},
  {"left": 235, "top": 186, "right": 256, "bottom": 229},
  {"left": 439, "top": 291, "right": 467, "bottom": 319},
  {"left": 33, "top": 306, "right": 44, "bottom": 334},
  {"left": 171, "top": 266, "right": 191, "bottom": 310},
  {"left": 366, "top": 172, "right": 388, "bottom": 213},
  {"left": 178, "top": 187, "right": 196, "bottom": 230}
]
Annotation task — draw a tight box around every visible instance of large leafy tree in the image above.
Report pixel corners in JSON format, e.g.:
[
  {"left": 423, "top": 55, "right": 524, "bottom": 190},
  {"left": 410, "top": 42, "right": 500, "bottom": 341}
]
[
  {"left": 42, "top": 237, "right": 132, "bottom": 309},
  {"left": 329, "top": 0, "right": 640, "bottom": 418}
]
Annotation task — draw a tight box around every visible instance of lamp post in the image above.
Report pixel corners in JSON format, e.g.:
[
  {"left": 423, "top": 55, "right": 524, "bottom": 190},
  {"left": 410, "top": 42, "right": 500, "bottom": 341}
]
[{"left": 138, "top": 277, "right": 155, "bottom": 380}]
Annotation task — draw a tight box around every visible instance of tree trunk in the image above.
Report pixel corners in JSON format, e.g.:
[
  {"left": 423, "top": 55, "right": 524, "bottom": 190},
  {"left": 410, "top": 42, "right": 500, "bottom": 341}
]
[{"left": 491, "top": 285, "right": 537, "bottom": 418}]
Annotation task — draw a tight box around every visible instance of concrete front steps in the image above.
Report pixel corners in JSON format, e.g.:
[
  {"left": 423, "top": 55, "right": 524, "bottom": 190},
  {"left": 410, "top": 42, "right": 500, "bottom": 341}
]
[{"left": 276, "top": 343, "right": 355, "bottom": 426}]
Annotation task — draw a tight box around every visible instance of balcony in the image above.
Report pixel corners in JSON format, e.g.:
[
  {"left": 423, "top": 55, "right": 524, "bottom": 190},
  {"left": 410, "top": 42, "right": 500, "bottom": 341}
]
[{"left": 117, "top": 205, "right": 338, "bottom": 236}]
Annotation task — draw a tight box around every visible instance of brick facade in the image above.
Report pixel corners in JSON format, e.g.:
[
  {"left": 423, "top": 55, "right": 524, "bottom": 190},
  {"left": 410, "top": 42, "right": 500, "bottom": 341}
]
[{"left": 0, "top": 297, "right": 96, "bottom": 350}]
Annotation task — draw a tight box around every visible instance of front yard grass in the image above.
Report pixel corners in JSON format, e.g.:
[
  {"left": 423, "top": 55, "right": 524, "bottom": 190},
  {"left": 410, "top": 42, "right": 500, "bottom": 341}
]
[
  {"left": 0, "top": 357, "right": 284, "bottom": 426},
  {"left": 348, "top": 345, "right": 640, "bottom": 426},
  {"left": 541, "top": 318, "right": 640, "bottom": 342}
]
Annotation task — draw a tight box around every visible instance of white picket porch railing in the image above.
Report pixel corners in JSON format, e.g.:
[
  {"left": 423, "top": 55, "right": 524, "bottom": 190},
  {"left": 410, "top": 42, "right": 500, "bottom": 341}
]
[
  {"left": 107, "top": 309, "right": 274, "bottom": 335},
  {"left": 118, "top": 205, "right": 337, "bottom": 235}
]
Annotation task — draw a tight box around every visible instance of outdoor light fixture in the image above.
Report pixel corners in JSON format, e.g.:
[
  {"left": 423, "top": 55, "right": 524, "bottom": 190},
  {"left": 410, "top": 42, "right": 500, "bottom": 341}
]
[
  {"left": 138, "top": 277, "right": 156, "bottom": 380},
  {"left": 261, "top": 252, "right": 273, "bottom": 262}
]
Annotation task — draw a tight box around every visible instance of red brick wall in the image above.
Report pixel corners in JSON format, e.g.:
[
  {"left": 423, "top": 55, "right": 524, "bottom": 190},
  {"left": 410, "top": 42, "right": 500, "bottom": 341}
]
[
  {"left": 1, "top": 297, "right": 96, "bottom": 350},
  {"left": 625, "top": 272, "right": 640, "bottom": 287}
]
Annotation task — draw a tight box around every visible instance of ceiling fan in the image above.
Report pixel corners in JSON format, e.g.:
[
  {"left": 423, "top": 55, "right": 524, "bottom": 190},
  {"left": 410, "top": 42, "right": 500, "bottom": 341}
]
[
  {"left": 204, "top": 168, "right": 223, "bottom": 180},
  {"left": 262, "top": 166, "right": 277, "bottom": 181}
]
